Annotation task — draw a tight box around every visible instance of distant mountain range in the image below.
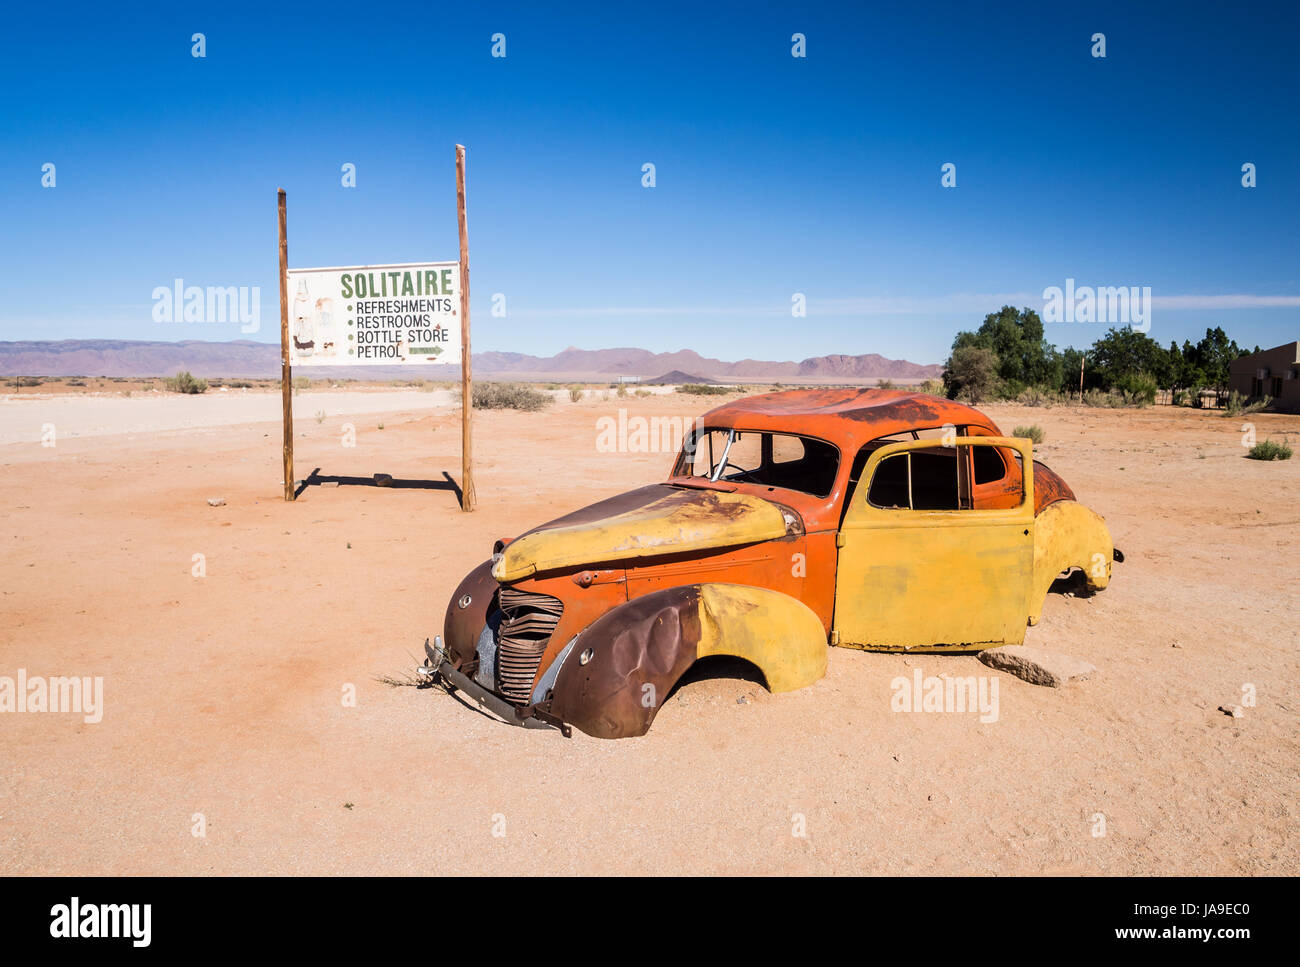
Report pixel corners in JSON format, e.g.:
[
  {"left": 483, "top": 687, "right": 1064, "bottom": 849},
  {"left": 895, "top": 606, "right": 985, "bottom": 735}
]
[{"left": 0, "top": 339, "right": 943, "bottom": 383}]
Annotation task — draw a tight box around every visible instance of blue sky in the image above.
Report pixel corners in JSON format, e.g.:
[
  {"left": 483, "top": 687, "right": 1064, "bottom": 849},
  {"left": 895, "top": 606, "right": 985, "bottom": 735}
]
[{"left": 2, "top": 0, "right": 1297, "bottom": 364}]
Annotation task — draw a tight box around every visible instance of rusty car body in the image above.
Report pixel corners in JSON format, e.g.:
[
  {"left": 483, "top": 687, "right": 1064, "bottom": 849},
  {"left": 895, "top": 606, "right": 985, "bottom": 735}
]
[{"left": 425, "top": 389, "right": 1117, "bottom": 738}]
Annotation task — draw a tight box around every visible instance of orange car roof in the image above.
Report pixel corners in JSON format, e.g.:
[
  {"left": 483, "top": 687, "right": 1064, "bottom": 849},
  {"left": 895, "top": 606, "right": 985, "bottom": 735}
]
[{"left": 697, "top": 388, "right": 1002, "bottom": 452}]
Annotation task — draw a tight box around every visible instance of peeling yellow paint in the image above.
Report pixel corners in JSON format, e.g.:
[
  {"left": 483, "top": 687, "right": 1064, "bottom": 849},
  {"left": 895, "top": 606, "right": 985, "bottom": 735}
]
[
  {"left": 833, "top": 437, "right": 1036, "bottom": 652},
  {"left": 1028, "top": 500, "right": 1113, "bottom": 625},
  {"left": 493, "top": 490, "right": 788, "bottom": 583},
  {"left": 695, "top": 583, "right": 828, "bottom": 692}
]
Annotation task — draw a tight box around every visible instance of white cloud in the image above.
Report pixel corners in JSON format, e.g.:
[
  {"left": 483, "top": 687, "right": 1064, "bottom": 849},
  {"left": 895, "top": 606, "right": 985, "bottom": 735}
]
[{"left": 507, "top": 292, "right": 1300, "bottom": 318}]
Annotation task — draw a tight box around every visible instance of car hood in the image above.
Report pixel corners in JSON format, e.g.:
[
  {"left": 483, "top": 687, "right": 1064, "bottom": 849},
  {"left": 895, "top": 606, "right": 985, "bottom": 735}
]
[{"left": 491, "top": 484, "right": 791, "bottom": 582}]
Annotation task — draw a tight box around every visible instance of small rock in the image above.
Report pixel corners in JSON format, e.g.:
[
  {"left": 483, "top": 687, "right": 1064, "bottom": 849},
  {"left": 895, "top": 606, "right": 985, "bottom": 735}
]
[
  {"left": 736, "top": 696, "right": 748, "bottom": 705},
  {"left": 206, "top": 498, "right": 225, "bottom": 507},
  {"left": 1172, "top": 641, "right": 1181, "bottom": 648},
  {"left": 373, "top": 473, "right": 393, "bottom": 487},
  {"left": 978, "top": 645, "right": 1096, "bottom": 687},
  {"left": 1218, "top": 705, "right": 1244, "bottom": 718}
]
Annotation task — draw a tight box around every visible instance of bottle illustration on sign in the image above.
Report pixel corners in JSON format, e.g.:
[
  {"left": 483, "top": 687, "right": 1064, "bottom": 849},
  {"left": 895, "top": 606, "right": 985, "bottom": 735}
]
[
  {"left": 292, "top": 279, "right": 314, "bottom": 355},
  {"left": 316, "top": 297, "right": 335, "bottom": 358}
]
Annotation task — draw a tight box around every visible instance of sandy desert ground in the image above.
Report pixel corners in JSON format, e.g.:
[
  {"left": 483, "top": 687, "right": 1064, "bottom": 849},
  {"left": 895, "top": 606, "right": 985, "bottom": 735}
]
[{"left": 1, "top": 387, "right": 1296, "bottom": 875}]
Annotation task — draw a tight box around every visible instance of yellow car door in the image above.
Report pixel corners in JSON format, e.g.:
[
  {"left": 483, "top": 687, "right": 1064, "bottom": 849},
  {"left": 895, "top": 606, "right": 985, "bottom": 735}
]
[{"left": 833, "top": 437, "right": 1035, "bottom": 652}]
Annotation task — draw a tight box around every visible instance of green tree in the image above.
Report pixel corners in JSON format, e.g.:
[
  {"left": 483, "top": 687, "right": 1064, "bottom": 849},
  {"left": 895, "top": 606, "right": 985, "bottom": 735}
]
[
  {"left": 943, "top": 346, "right": 1000, "bottom": 403},
  {"left": 951, "top": 305, "right": 1062, "bottom": 388},
  {"left": 1059, "top": 346, "right": 1088, "bottom": 395},
  {"left": 1086, "top": 327, "right": 1166, "bottom": 389},
  {"left": 1188, "top": 326, "right": 1243, "bottom": 397}
]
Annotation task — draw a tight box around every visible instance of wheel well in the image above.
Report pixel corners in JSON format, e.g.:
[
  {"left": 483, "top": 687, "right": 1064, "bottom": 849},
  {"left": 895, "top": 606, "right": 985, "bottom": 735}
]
[{"left": 667, "top": 655, "right": 769, "bottom": 702}]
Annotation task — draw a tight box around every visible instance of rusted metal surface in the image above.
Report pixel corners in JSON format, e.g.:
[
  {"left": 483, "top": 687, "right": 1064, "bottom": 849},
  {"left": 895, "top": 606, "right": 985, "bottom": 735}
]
[
  {"left": 424, "top": 644, "right": 569, "bottom": 735},
  {"left": 492, "top": 486, "right": 788, "bottom": 582},
  {"left": 695, "top": 389, "right": 997, "bottom": 456},
  {"left": 442, "top": 559, "right": 498, "bottom": 671},
  {"left": 494, "top": 586, "right": 563, "bottom": 704},
  {"left": 545, "top": 581, "right": 828, "bottom": 738},
  {"left": 1032, "top": 460, "right": 1075, "bottom": 512},
  {"left": 669, "top": 390, "right": 1005, "bottom": 533},
  {"left": 549, "top": 585, "right": 703, "bottom": 739},
  {"left": 437, "top": 388, "right": 1113, "bottom": 738}
]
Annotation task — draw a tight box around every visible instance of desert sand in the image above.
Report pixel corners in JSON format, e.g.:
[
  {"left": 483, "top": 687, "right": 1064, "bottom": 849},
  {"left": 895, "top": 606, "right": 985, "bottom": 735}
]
[{"left": 1, "top": 388, "right": 1296, "bottom": 875}]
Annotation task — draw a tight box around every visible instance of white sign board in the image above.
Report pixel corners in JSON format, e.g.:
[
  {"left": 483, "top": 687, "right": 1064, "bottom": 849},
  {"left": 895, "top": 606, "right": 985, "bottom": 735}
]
[{"left": 285, "top": 261, "right": 461, "bottom": 366}]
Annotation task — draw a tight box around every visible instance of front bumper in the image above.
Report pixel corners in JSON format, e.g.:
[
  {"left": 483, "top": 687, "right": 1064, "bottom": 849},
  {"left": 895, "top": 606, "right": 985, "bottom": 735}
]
[{"left": 421, "top": 637, "right": 571, "bottom": 737}]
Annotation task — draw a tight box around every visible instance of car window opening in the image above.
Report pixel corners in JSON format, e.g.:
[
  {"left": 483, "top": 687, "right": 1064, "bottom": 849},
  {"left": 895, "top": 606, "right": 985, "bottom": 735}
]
[
  {"left": 867, "top": 444, "right": 1023, "bottom": 511},
  {"left": 679, "top": 428, "right": 839, "bottom": 498}
]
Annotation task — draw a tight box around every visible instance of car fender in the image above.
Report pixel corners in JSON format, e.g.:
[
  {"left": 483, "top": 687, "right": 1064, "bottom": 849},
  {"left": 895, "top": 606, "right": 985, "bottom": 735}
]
[
  {"left": 549, "top": 583, "right": 828, "bottom": 739},
  {"left": 1030, "top": 500, "right": 1114, "bottom": 625},
  {"left": 442, "top": 559, "right": 498, "bottom": 669}
]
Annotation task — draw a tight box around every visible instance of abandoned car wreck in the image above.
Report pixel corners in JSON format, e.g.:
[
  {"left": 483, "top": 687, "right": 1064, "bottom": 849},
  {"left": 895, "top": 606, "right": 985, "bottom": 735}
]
[{"left": 423, "top": 388, "right": 1118, "bottom": 738}]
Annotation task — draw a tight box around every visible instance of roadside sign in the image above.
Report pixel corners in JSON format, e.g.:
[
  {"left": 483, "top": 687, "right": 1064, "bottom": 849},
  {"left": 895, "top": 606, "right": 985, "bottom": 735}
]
[
  {"left": 276, "top": 146, "right": 475, "bottom": 508},
  {"left": 284, "top": 262, "right": 461, "bottom": 367}
]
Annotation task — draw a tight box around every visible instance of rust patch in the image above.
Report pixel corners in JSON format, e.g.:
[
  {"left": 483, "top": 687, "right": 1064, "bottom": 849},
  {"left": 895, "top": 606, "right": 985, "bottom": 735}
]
[
  {"left": 442, "top": 559, "right": 498, "bottom": 671},
  {"left": 515, "top": 484, "right": 673, "bottom": 540},
  {"left": 549, "top": 585, "right": 703, "bottom": 739},
  {"left": 693, "top": 389, "right": 1002, "bottom": 468},
  {"left": 1032, "top": 460, "right": 1075, "bottom": 513}
]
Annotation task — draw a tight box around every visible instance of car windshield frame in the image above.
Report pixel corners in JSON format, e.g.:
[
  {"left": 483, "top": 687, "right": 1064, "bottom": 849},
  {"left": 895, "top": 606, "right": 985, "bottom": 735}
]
[{"left": 671, "top": 427, "right": 842, "bottom": 498}]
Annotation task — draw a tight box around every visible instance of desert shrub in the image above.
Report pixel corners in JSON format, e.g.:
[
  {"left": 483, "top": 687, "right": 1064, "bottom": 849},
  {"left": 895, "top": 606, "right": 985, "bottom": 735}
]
[
  {"left": 473, "top": 382, "right": 553, "bottom": 412},
  {"left": 997, "top": 378, "right": 1027, "bottom": 400},
  {"left": 293, "top": 376, "right": 311, "bottom": 390},
  {"left": 676, "top": 384, "right": 731, "bottom": 395},
  {"left": 1017, "top": 385, "right": 1055, "bottom": 407},
  {"left": 66, "top": 378, "right": 86, "bottom": 387},
  {"left": 1112, "top": 372, "right": 1158, "bottom": 406},
  {"left": 919, "top": 378, "right": 944, "bottom": 396},
  {"left": 568, "top": 387, "right": 583, "bottom": 402},
  {"left": 635, "top": 388, "right": 652, "bottom": 397},
  {"left": 1082, "top": 387, "right": 1153, "bottom": 408},
  {"left": 1013, "top": 424, "right": 1045, "bottom": 445},
  {"left": 1224, "top": 390, "right": 1271, "bottom": 417},
  {"left": 877, "top": 379, "right": 897, "bottom": 390},
  {"left": 227, "top": 380, "right": 253, "bottom": 388},
  {"left": 616, "top": 384, "right": 629, "bottom": 398},
  {"left": 1247, "top": 440, "right": 1293, "bottom": 461},
  {"left": 164, "top": 371, "right": 208, "bottom": 394}
]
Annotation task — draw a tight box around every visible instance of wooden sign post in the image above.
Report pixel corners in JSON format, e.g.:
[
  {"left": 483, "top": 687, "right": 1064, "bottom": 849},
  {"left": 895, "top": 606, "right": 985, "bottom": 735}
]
[
  {"left": 278, "top": 188, "right": 295, "bottom": 502},
  {"left": 456, "top": 145, "right": 477, "bottom": 512},
  {"left": 276, "top": 150, "right": 473, "bottom": 508}
]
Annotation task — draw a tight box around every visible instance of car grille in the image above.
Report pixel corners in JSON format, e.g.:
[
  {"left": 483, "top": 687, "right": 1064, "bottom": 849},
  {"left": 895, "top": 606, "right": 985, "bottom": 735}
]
[{"left": 495, "top": 587, "right": 564, "bottom": 705}]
